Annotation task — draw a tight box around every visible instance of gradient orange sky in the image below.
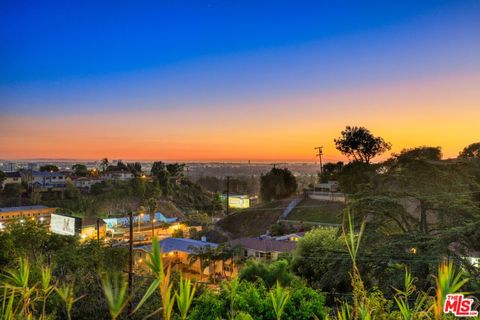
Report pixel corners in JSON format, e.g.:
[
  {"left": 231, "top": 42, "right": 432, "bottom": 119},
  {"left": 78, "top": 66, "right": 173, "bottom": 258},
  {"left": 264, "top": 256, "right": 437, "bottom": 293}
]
[
  {"left": 1, "top": 1, "right": 479, "bottom": 162},
  {"left": 1, "top": 72, "right": 479, "bottom": 162}
]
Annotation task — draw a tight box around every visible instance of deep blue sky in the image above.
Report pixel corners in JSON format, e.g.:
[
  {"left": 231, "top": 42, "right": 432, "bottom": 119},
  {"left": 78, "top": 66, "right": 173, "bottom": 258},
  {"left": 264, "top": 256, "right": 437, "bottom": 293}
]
[
  {"left": 2, "top": 1, "right": 480, "bottom": 114},
  {"left": 0, "top": 1, "right": 467, "bottom": 83}
]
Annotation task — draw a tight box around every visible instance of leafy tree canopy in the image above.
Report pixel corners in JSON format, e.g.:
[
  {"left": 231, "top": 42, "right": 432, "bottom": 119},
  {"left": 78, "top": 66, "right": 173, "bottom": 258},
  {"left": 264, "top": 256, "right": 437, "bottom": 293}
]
[
  {"left": 392, "top": 146, "right": 442, "bottom": 162},
  {"left": 39, "top": 164, "right": 59, "bottom": 172},
  {"left": 334, "top": 126, "right": 391, "bottom": 163},
  {"left": 319, "top": 161, "right": 344, "bottom": 183},
  {"left": 260, "top": 168, "right": 297, "bottom": 201},
  {"left": 458, "top": 142, "right": 480, "bottom": 159},
  {"left": 72, "top": 164, "right": 88, "bottom": 176}
]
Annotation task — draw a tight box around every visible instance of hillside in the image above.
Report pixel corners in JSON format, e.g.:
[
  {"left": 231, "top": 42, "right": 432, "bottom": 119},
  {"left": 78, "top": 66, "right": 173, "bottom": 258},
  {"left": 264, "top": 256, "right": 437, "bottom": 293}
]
[
  {"left": 157, "top": 199, "right": 185, "bottom": 219},
  {"left": 286, "top": 198, "right": 344, "bottom": 224},
  {"left": 215, "top": 198, "right": 292, "bottom": 239}
]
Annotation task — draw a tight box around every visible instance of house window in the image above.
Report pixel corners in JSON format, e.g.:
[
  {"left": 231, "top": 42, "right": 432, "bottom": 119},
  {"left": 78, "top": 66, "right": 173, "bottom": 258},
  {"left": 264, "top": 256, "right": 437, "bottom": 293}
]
[
  {"left": 244, "top": 250, "right": 248, "bottom": 257},
  {"left": 266, "top": 252, "right": 272, "bottom": 260},
  {"left": 255, "top": 251, "right": 260, "bottom": 258}
]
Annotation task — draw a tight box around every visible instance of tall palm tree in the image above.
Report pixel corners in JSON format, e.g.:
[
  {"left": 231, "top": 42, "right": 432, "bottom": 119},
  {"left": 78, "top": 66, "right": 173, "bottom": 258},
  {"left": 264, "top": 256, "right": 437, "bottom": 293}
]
[
  {"left": 219, "top": 245, "right": 242, "bottom": 279},
  {"left": 188, "top": 246, "right": 220, "bottom": 282},
  {"left": 100, "top": 158, "right": 109, "bottom": 172}
]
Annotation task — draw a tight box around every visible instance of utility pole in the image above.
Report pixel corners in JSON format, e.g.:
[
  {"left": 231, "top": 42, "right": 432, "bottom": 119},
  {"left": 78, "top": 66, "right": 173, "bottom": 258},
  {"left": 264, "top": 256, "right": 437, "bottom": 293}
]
[
  {"left": 314, "top": 146, "right": 324, "bottom": 176},
  {"left": 96, "top": 218, "right": 100, "bottom": 242},
  {"left": 127, "top": 211, "right": 134, "bottom": 319},
  {"left": 151, "top": 210, "right": 155, "bottom": 239},
  {"left": 226, "top": 176, "right": 230, "bottom": 215}
]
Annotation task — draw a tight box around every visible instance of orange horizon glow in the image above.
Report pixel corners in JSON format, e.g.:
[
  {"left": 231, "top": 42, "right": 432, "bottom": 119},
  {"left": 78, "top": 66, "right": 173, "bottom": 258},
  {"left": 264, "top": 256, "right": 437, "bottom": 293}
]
[{"left": 1, "top": 72, "right": 479, "bottom": 163}]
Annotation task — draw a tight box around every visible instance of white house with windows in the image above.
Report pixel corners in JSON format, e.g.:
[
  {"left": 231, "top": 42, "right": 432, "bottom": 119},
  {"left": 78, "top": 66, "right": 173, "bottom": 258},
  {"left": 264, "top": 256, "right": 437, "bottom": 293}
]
[
  {"left": 72, "top": 177, "right": 103, "bottom": 189},
  {"left": 30, "top": 171, "right": 66, "bottom": 189}
]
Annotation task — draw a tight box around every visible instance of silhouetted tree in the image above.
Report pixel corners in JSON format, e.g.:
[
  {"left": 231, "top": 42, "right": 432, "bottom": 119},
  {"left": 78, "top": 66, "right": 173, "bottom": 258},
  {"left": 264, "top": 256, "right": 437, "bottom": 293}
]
[
  {"left": 39, "top": 164, "right": 59, "bottom": 172},
  {"left": 72, "top": 164, "right": 88, "bottom": 177},
  {"left": 116, "top": 160, "right": 128, "bottom": 171},
  {"left": 319, "top": 162, "right": 344, "bottom": 183},
  {"left": 392, "top": 146, "right": 442, "bottom": 161},
  {"left": 166, "top": 163, "right": 185, "bottom": 177},
  {"left": 334, "top": 126, "right": 391, "bottom": 163},
  {"left": 260, "top": 168, "right": 297, "bottom": 201},
  {"left": 127, "top": 162, "right": 142, "bottom": 176},
  {"left": 458, "top": 142, "right": 480, "bottom": 159},
  {"left": 100, "top": 158, "right": 109, "bottom": 172}
]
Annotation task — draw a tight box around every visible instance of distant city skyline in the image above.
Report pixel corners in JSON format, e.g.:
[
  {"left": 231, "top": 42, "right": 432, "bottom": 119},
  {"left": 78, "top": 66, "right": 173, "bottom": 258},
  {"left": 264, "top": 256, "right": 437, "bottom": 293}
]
[{"left": 1, "top": 1, "right": 479, "bottom": 161}]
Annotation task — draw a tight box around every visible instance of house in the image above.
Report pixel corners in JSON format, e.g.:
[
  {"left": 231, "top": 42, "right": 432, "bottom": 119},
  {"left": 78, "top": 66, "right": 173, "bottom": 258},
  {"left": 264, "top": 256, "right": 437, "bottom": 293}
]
[
  {"left": 27, "top": 171, "right": 67, "bottom": 189},
  {"left": 0, "top": 205, "right": 56, "bottom": 230},
  {"left": 102, "top": 170, "right": 134, "bottom": 181},
  {"left": 71, "top": 177, "right": 103, "bottom": 189},
  {"left": 134, "top": 237, "right": 234, "bottom": 280},
  {"left": 1, "top": 172, "right": 22, "bottom": 188},
  {"left": 230, "top": 237, "right": 297, "bottom": 261}
]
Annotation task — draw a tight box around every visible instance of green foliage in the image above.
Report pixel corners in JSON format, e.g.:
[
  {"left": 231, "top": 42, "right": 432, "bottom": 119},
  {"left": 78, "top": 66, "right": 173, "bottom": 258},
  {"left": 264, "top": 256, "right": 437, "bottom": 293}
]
[
  {"left": 393, "top": 146, "right": 442, "bottom": 161},
  {"left": 2, "top": 183, "right": 24, "bottom": 205},
  {"left": 175, "top": 276, "right": 196, "bottom": 320},
  {"left": 320, "top": 161, "right": 344, "bottom": 183},
  {"left": 239, "top": 259, "right": 297, "bottom": 288},
  {"left": 434, "top": 260, "right": 470, "bottom": 319},
  {"left": 189, "top": 289, "right": 225, "bottom": 320},
  {"left": 72, "top": 164, "right": 88, "bottom": 177},
  {"left": 334, "top": 126, "right": 391, "bottom": 163},
  {"left": 292, "top": 227, "right": 351, "bottom": 291},
  {"left": 269, "top": 222, "right": 296, "bottom": 236},
  {"left": 393, "top": 268, "right": 430, "bottom": 320},
  {"left": 185, "top": 212, "right": 211, "bottom": 226},
  {"left": 100, "top": 273, "right": 129, "bottom": 320},
  {"left": 126, "top": 162, "right": 142, "bottom": 176},
  {"left": 56, "top": 282, "right": 80, "bottom": 320},
  {"left": 260, "top": 167, "right": 297, "bottom": 201},
  {"left": 135, "top": 236, "right": 175, "bottom": 320},
  {"left": 39, "top": 164, "right": 59, "bottom": 172},
  {"left": 337, "top": 161, "right": 377, "bottom": 194},
  {"left": 283, "top": 284, "right": 326, "bottom": 320},
  {"left": 0, "top": 227, "right": 473, "bottom": 319},
  {"left": 269, "top": 282, "right": 290, "bottom": 320},
  {"left": 458, "top": 142, "right": 480, "bottom": 158}
]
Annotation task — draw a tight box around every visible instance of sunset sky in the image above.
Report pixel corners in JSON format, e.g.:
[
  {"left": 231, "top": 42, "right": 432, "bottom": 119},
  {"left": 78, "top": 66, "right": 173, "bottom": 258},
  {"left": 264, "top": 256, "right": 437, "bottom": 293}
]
[{"left": 1, "top": 1, "right": 479, "bottom": 162}]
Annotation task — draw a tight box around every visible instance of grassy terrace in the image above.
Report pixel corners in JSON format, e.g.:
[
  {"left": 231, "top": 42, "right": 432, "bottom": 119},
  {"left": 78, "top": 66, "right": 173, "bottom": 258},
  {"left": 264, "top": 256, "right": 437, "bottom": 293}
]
[{"left": 286, "top": 197, "right": 344, "bottom": 224}]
